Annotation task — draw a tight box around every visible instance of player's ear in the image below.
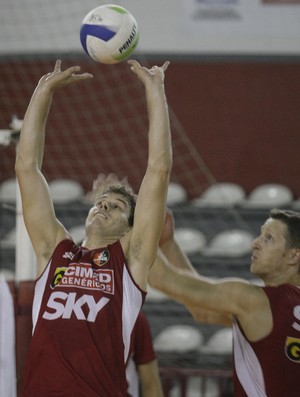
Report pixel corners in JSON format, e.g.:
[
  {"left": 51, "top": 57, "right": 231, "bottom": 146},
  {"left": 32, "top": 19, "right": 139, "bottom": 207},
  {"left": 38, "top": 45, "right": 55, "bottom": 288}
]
[{"left": 288, "top": 249, "right": 300, "bottom": 265}]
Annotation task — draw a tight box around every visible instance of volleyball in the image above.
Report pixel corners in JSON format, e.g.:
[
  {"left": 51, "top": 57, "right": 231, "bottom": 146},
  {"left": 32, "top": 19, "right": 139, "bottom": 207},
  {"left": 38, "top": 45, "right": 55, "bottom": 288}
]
[{"left": 80, "top": 4, "right": 139, "bottom": 64}]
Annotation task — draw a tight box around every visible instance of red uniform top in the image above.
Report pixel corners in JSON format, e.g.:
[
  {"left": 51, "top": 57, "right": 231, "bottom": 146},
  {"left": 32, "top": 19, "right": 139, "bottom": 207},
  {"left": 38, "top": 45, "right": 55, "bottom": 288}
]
[
  {"left": 20, "top": 239, "right": 146, "bottom": 397},
  {"left": 233, "top": 284, "right": 300, "bottom": 397},
  {"left": 126, "top": 311, "right": 156, "bottom": 397}
]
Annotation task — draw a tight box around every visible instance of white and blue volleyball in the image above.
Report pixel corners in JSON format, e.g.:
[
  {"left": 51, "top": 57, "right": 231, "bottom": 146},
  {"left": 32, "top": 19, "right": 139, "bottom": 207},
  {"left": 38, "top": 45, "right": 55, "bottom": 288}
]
[{"left": 80, "top": 4, "right": 139, "bottom": 64}]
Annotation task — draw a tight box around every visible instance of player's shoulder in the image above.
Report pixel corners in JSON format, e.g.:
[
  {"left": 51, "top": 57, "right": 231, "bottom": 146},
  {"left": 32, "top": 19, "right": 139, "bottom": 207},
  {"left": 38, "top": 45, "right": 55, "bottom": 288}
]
[{"left": 225, "top": 278, "right": 268, "bottom": 310}]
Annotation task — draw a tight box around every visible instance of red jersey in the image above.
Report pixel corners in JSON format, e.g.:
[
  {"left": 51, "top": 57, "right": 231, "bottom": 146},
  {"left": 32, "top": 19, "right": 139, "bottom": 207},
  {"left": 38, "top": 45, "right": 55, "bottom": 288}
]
[
  {"left": 233, "top": 284, "right": 300, "bottom": 397},
  {"left": 20, "top": 239, "right": 146, "bottom": 397},
  {"left": 126, "top": 312, "right": 156, "bottom": 397}
]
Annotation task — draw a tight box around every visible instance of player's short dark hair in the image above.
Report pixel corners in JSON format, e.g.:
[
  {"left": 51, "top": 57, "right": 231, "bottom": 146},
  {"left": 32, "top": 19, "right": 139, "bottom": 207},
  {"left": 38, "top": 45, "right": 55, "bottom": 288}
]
[{"left": 270, "top": 208, "right": 300, "bottom": 248}]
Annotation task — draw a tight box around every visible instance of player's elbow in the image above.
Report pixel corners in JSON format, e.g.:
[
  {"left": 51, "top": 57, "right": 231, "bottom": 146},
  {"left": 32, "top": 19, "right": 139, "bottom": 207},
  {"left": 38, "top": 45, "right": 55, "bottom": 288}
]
[
  {"left": 15, "top": 153, "right": 37, "bottom": 176},
  {"left": 148, "top": 156, "right": 172, "bottom": 175}
]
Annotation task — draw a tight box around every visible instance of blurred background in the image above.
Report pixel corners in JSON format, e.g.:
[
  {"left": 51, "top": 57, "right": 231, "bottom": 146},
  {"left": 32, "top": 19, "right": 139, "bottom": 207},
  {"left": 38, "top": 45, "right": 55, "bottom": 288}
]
[{"left": 1, "top": 1, "right": 300, "bottom": 396}]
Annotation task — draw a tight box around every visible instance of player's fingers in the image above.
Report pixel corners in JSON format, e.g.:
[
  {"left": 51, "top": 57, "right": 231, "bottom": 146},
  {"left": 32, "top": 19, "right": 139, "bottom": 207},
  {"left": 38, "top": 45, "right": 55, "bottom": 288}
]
[
  {"left": 64, "top": 65, "right": 82, "bottom": 76},
  {"left": 161, "top": 61, "right": 170, "bottom": 72},
  {"left": 76, "top": 72, "right": 93, "bottom": 80},
  {"left": 127, "top": 59, "right": 139, "bottom": 67},
  {"left": 127, "top": 59, "right": 142, "bottom": 74},
  {"left": 69, "top": 71, "right": 94, "bottom": 82},
  {"left": 54, "top": 59, "right": 62, "bottom": 72}
]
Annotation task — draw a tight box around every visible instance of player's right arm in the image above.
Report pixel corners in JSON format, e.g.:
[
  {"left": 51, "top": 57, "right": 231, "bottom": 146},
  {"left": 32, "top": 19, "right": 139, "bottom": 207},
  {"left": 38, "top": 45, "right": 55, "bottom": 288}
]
[{"left": 15, "top": 60, "right": 93, "bottom": 274}]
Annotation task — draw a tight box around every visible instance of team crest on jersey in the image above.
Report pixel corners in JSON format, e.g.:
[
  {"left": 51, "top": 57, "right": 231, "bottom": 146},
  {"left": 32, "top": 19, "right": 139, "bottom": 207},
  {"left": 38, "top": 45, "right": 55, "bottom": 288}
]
[
  {"left": 92, "top": 250, "right": 110, "bottom": 267},
  {"left": 62, "top": 251, "right": 75, "bottom": 260},
  {"left": 50, "top": 267, "right": 67, "bottom": 289},
  {"left": 285, "top": 336, "right": 300, "bottom": 363}
]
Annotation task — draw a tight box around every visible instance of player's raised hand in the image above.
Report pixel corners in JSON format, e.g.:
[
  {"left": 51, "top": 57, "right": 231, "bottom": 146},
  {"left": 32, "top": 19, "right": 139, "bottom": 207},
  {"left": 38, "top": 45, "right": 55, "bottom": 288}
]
[
  {"left": 37, "top": 59, "right": 93, "bottom": 92},
  {"left": 128, "top": 59, "right": 170, "bottom": 87}
]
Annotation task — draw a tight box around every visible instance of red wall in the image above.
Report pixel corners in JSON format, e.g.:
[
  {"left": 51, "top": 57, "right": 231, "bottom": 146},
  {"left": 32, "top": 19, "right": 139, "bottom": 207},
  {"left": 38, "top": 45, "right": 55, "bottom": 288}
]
[
  {"left": 165, "top": 61, "right": 300, "bottom": 197},
  {"left": 1, "top": 57, "right": 300, "bottom": 198}
]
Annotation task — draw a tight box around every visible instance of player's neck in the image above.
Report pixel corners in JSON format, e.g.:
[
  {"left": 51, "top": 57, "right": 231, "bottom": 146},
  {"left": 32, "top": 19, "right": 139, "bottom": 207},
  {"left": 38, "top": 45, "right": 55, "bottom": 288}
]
[
  {"left": 82, "top": 234, "right": 117, "bottom": 250},
  {"left": 262, "top": 273, "right": 300, "bottom": 287}
]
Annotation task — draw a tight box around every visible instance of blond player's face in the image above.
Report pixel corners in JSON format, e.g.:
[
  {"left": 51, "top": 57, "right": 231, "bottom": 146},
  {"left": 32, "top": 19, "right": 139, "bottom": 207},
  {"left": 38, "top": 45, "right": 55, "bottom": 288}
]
[{"left": 250, "top": 219, "right": 290, "bottom": 277}]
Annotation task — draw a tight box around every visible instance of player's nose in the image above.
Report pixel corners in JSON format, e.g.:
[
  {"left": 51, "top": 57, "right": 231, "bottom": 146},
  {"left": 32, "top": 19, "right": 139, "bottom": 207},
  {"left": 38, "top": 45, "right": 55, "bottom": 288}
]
[{"left": 100, "top": 200, "right": 109, "bottom": 210}]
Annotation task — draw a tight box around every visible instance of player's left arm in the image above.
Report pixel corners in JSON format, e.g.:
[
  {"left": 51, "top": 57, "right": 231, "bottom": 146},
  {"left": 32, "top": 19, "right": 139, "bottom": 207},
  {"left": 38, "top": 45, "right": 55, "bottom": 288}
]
[
  {"left": 149, "top": 252, "right": 270, "bottom": 334},
  {"left": 123, "top": 60, "right": 172, "bottom": 291},
  {"left": 185, "top": 303, "right": 233, "bottom": 327}
]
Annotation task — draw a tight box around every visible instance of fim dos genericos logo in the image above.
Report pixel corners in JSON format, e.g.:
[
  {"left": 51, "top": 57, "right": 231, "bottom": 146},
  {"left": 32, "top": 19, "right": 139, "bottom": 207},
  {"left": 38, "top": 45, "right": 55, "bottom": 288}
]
[{"left": 50, "top": 263, "right": 114, "bottom": 294}]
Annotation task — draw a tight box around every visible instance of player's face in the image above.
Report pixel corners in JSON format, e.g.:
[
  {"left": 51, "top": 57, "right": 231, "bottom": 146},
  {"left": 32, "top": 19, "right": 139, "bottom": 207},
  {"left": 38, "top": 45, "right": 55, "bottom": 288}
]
[
  {"left": 250, "top": 218, "right": 292, "bottom": 280},
  {"left": 86, "top": 192, "right": 131, "bottom": 236}
]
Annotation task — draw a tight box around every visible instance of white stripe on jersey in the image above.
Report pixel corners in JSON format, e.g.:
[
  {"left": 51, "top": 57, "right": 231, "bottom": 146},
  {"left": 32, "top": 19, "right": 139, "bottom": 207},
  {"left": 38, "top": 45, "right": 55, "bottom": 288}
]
[
  {"left": 122, "top": 265, "right": 143, "bottom": 363},
  {"left": 32, "top": 261, "right": 51, "bottom": 334},
  {"left": 233, "top": 319, "right": 267, "bottom": 397}
]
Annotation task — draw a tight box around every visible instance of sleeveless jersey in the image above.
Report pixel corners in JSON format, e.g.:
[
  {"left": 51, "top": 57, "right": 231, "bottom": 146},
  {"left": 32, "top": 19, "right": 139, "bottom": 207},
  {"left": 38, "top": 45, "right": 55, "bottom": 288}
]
[
  {"left": 126, "top": 311, "right": 156, "bottom": 397},
  {"left": 20, "top": 239, "right": 146, "bottom": 397},
  {"left": 233, "top": 284, "right": 300, "bottom": 397}
]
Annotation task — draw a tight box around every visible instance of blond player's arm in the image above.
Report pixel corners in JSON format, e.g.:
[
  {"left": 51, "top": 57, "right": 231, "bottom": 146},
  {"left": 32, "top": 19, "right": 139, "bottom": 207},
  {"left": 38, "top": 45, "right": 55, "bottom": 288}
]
[
  {"left": 149, "top": 253, "right": 271, "bottom": 340},
  {"left": 157, "top": 210, "right": 232, "bottom": 326}
]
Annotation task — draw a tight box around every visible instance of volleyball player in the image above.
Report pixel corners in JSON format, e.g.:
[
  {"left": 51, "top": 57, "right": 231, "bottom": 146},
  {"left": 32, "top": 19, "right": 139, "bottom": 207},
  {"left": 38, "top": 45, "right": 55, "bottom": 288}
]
[{"left": 16, "top": 58, "right": 171, "bottom": 396}]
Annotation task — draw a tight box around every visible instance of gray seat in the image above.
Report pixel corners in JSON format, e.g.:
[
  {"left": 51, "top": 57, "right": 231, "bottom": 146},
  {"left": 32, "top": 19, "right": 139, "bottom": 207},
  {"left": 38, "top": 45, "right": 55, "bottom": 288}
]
[
  {"left": 154, "top": 324, "right": 204, "bottom": 353},
  {"left": 203, "top": 229, "right": 254, "bottom": 257},
  {"left": 241, "top": 183, "right": 293, "bottom": 208},
  {"left": 49, "top": 179, "right": 84, "bottom": 204},
  {"left": 193, "top": 183, "right": 246, "bottom": 208},
  {"left": 174, "top": 227, "right": 207, "bottom": 255},
  {"left": 167, "top": 182, "right": 187, "bottom": 206}
]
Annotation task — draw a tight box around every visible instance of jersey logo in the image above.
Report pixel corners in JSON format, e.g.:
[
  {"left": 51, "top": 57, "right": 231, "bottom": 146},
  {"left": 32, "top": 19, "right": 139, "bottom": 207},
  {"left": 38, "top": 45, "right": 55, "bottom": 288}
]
[
  {"left": 51, "top": 263, "right": 115, "bottom": 294},
  {"left": 285, "top": 336, "right": 300, "bottom": 363},
  {"left": 61, "top": 265, "right": 114, "bottom": 294},
  {"left": 62, "top": 251, "right": 75, "bottom": 260},
  {"left": 51, "top": 267, "right": 67, "bottom": 289},
  {"left": 42, "top": 291, "right": 110, "bottom": 322},
  {"left": 92, "top": 250, "right": 110, "bottom": 266}
]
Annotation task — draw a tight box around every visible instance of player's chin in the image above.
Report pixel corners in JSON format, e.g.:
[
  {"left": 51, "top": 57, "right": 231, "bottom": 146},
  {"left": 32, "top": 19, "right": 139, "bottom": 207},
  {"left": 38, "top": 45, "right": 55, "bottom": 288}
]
[{"left": 249, "top": 260, "right": 256, "bottom": 274}]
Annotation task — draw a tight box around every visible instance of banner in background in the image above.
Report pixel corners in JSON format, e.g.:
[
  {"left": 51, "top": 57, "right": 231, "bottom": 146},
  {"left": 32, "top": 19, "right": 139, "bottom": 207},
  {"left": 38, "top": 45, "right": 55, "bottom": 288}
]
[
  {"left": 184, "top": 0, "right": 300, "bottom": 54},
  {"left": 0, "top": 0, "right": 299, "bottom": 55}
]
